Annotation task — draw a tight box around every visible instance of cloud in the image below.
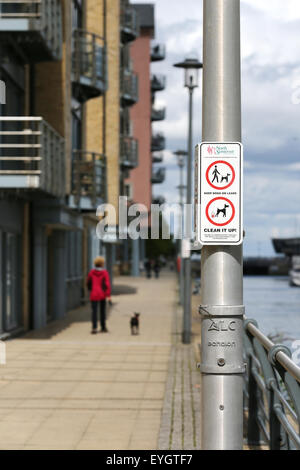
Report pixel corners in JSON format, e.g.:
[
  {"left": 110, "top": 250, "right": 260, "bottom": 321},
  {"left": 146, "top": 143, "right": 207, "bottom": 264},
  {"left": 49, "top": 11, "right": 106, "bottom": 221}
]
[{"left": 132, "top": 0, "right": 300, "bottom": 256}]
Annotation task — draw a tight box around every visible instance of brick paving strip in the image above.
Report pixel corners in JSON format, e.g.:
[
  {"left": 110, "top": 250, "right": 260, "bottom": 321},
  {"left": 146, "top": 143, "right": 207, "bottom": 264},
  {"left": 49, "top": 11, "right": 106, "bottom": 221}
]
[{"left": 158, "top": 302, "right": 201, "bottom": 450}]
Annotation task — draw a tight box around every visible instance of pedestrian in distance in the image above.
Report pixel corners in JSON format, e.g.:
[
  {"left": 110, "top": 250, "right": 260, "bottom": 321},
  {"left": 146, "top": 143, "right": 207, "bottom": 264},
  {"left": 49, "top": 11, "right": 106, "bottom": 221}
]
[
  {"left": 153, "top": 259, "right": 161, "bottom": 279},
  {"left": 87, "top": 256, "right": 111, "bottom": 334},
  {"left": 144, "top": 258, "right": 152, "bottom": 278}
]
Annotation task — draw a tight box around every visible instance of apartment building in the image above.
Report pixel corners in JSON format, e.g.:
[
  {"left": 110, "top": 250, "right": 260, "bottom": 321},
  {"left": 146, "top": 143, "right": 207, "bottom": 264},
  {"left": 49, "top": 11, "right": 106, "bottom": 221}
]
[
  {"left": 0, "top": 0, "right": 140, "bottom": 336},
  {"left": 125, "top": 3, "right": 166, "bottom": 275}
]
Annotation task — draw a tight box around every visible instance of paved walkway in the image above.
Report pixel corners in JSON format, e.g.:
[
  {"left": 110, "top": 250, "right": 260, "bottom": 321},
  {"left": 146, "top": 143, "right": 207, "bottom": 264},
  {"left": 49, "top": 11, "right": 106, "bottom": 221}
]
[{"left": 0, "top": 271, "right": 202, "bottom": 450}]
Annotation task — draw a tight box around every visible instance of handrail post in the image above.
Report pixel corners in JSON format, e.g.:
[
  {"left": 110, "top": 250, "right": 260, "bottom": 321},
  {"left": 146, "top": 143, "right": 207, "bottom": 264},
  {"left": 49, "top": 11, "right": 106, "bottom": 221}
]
[
  {"left": 200, "top": 0, "right": 244, "bottom": 450},
  {"left": 247, "top": 354, "right": 261, "bottom": 446},
  {"left": 269, "top": 385, "right": 282, "bottom": 450},
  {"left": 245, "top": 325, "right": 262, "bottom": 447}
]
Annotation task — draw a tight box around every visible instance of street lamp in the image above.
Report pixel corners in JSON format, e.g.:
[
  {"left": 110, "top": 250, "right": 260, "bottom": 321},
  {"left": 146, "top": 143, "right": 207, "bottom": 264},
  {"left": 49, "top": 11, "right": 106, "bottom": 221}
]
[
  {"left": 174, "top": 58, "right": 203, "bottom": 344},
  {"left": 174, "top": 150, "right": 187, "bottom": 208},
  {"left": 174, "top": 150, "right": 187, "bottom": 307}
]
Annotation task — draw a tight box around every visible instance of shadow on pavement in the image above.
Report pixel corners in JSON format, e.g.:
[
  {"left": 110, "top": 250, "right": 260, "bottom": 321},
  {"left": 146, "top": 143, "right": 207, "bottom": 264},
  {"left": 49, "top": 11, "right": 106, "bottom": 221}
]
[
  {"left": 22, "top": 284, "right": 138, "bottom": 340},
  {"left": 112, "top": 284, "right": 137, "bottom": 295}
]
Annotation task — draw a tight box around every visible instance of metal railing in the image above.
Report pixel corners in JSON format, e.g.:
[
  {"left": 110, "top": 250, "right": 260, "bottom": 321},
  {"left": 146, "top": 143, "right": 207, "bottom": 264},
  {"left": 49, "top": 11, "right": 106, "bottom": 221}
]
[
  {"left": 121, "top": 69, "right": 138, "bottom": 104},
  {"left": 151, "top": 74, "right": 166, "bottom": 92},
  {"left": 151, "top": 167, "right": 165, "bottom": 184},
  {"left": 244, "top": 318, "right": 300, "bottom": 450},
  {"left": 151, "top": 133, "right": 166, "bottom": 152},
  {"left": 0, "top": 0, "right": 62, "bottom": 61},
  {"left": 152, "top": 153, "right": 163, "bottom": 163},
  {"left": 151, "top": 107, "right": 166, "bottom": 122},
  {"left": 120, "top": 135, "right": 138, "bottom": 169},
  {"left": 151, "top": 43, "right": 166, "bottom": 62},
  {"left": 72, "top": 29, "right": 106, "bottom": 101},
  {"left": 72, "top": 150, "right": 106, "bottom": 205},
  {"left": 152, "top": 195, "right": 165, "bottom": 205},
  {"left": 120, "top": 4, "right": 139, "bottom": 43},
  {"left": 0, "top": 116, "right": 65, "bottom": 197}
]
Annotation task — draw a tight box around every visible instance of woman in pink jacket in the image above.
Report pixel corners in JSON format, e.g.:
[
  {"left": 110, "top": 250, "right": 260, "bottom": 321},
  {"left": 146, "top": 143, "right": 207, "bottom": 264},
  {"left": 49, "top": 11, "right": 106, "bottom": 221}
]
[{"left": 87, "top": 256, "right": 111, "bottom": 334}]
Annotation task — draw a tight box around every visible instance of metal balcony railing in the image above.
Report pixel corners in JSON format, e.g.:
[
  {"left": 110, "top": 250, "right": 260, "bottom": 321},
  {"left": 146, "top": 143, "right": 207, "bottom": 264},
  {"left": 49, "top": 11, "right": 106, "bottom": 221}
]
[
  {"left": 0, "top": 116, "right": 65, "bottom": 197},
  {"left": 152, "top": 153, "right": 163, "bottom": 164},
  {"left": 151, "top": 43, "right": 166, "bottom": 62},
  {"left": 151, "top": 107, "right": 166, "bottom": 122},
  {"left": 120, "top": 135, "right": 138, "bottom": 170},
  {"left": 72, "top": 29, "right": 107, "bottom": 102},
  {"left": 151, "top": 167, "right": 165, "bottom": 184},
  {"left": 121, "top": 69, "right": 138, "bottom": 105},
  {"left": 72, "top": 151, "right": 106, "bottom": 205},
  {"left": 120, "top": 4, "right": 139, "bottom": 43},
  {"left": 151, "top": 74, "right": 166, "bottom": 92},
  {"left": 152, "top": 196, "right": 165, "bottom": 205},
  {"left": 244, "top": 318, "right": 300, "bottom": 450},
  {"left": 151, "top": 133, "right": 166, "bottom": 152},
  {"left": 0, "top": 0, "right": 62, "bottom": 61}
]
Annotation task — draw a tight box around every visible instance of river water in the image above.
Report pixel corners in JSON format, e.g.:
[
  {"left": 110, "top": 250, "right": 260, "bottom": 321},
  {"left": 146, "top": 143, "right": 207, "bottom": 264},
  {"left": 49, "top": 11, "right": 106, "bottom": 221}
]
[{"left": 244, "top": 276, "right": 300, "bottom": 347}]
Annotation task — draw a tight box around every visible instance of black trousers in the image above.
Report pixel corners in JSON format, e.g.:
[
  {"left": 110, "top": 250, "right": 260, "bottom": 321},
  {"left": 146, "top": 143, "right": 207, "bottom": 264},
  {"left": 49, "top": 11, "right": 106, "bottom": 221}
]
[{"left": 91, "top": 300, "right": 106, "bottom": 330}]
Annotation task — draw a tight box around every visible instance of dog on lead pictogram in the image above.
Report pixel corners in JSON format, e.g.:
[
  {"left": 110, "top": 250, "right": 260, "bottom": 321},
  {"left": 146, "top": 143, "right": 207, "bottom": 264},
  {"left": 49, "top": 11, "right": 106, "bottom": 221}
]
[{"left": 211, "top": 165, "right": 232, "bottom": 185}]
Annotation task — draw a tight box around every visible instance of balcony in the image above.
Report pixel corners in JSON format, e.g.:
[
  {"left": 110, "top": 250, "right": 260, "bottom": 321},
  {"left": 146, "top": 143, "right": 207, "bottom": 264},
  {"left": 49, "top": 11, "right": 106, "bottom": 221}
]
[
  {"left": 151, "top": 43, "right": 166, "bottom": 62},
  {"left": 0, "top": 0, "right": 62, "bottom": 62},
  {"left": 72, "top": 29, "right": 107, "bottom": 102},
  {"left": 71, "top": 151, "right": 106, "bottom": 209},
  {"left": 151, "top": 168, "right": 166, "bottom": 185},
  {"left": 152, "top": 196, "right": 166, "bottom": 205},
  {"left": 151, "top": 74, "right": 166, "bottom": 92},
  {"left": 152, "top": 153, "right": 163, "bottom": 164},
  {"left": 120, "top": 135, "right": 138, "bottom": 170},
  {"left": 151, "top": 133, "right": 166, "bottom": 152},
  {"left": 151, "top": 107, "right": 166, "bottom": 122},
  {"left": 121, "top": 70, "right": 138, "bottom": 106},
  {"left": 120, "top": 5, "right": 139, "bottom": 44},
  {"left": 0, "top": 117, "right": 65, "bottom": 197}
]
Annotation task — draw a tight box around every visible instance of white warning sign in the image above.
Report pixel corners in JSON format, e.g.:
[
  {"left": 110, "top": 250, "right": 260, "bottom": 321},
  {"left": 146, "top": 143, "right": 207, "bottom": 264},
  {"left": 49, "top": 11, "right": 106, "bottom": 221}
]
[{"left": 194, "top": 142, "right": 243, "bottom": 245}]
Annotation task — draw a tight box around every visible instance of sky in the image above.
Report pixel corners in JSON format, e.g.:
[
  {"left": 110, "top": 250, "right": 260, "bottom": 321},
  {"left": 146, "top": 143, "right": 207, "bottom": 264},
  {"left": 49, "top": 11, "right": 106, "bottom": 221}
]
[{"left": 132, "top": 0, "right": 300, "bottom": 257}]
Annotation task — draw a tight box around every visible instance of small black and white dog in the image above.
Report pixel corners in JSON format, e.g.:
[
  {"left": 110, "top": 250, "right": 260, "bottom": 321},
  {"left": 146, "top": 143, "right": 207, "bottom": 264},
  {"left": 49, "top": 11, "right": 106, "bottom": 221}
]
[{"left": 130, "top": 312, "right": 140, "bottom": 335}]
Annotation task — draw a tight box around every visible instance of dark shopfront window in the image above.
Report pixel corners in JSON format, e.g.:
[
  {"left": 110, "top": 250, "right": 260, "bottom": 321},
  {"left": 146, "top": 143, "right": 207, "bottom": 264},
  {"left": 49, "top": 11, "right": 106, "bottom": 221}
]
[{"left": 1, "top": 232, "right": 21, "bottom": 333}]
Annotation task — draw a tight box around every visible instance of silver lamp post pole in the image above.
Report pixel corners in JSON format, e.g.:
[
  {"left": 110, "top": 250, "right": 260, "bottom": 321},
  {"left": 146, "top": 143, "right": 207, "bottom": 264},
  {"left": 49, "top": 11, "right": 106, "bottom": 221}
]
[
  {"left": 174, "top": 58, "right": 203, "bottom": 345},
  {"left": 200, "top": 0, "right": 244, "bottom": 449},
  {"left": 175, "top": 150, "right": 187, "bottom": 306}
]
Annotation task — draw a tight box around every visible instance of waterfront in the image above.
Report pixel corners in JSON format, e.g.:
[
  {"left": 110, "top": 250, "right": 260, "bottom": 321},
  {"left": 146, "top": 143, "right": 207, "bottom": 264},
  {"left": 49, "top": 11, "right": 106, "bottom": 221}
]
[{"left": 244, "top": 276, "right": 300, "bottom": 346}]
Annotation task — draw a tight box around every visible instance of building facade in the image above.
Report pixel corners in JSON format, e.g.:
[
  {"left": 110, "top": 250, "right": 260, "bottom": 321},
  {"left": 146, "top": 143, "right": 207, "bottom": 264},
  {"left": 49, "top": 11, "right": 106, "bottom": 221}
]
[
  {"left": 125, "top": 3, "right": 166, "bottom": 275},
  {"left": 0, "top": 0, "right": 148, "bottom": 337}
]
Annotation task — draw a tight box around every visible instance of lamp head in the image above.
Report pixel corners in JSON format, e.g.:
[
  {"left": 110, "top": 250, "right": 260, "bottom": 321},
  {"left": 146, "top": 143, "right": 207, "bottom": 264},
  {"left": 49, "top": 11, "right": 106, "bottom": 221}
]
[{"left": 173, "top": 58, "right": 203, "bottom": 89}]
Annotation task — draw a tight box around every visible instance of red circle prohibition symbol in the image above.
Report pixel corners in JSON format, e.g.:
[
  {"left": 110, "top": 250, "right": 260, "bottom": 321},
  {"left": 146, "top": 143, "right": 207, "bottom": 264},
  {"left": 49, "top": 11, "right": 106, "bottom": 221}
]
[
  {"left": 206, "top": 197, "right": 235, "bottom": 227},
  {"left": 206, "top": 160, "right": 235, "bottom": 190}
]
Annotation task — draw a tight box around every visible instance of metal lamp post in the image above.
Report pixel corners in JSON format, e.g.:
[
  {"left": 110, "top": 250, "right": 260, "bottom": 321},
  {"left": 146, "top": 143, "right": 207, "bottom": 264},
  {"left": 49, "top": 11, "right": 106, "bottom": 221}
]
[
  {"left": 200, "top": 0, "right": 244, "bottom": 449},
  {"left": 174, "top": 150, "right": 187, "bottom": 306},
  {"left": 174, "top": 58, "right": 203, "bottom": 344}
]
